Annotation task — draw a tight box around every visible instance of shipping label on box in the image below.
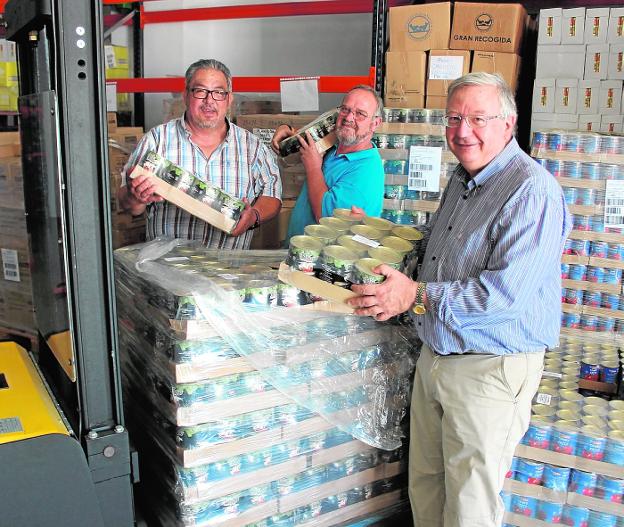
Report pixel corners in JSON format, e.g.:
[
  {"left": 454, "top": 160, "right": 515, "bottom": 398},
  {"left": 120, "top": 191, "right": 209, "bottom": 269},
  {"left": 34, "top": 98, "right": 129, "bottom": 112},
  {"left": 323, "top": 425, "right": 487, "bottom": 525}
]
[
  {"left": 600, "top": 114, "right": 624, "bottom": 133},
  {"left": 599, "top": 80, "right": 623, "bottom": 114},
  {"left": 585, "top": 8, "right": 610, "bottom": 44},
  {"left": 562, "top": 8, "right": 586, "bottom": 45},
  {"left": 470, "top": 51, "right": 520, "bottom": 92},
  {"left": 535, "top": 45, "right": 586, "bottom": 79},
  {"left": 426, "top": 50, "right": 470, "bottom": 97},
  {"left": 532, "top": 79, "right": 555, "bottom": 113},
  {"left": 450, "top": 2, "right": 528, "bottom": 54},
  {"left": 388, "top": 2, "right": 452, "bottom": 52},
  {"left": 555, "top": 79, "right": 578, "bottom": 114},
  {"left": 608, "top": 8, "right": 624, "bottom": 45},
  {"left": 577, "top": 80, "right": 601, "bottom": 114},
  {"left": 538, "top": 8, "right": 562, "bottom": 45},
  {"left": 585, "top": 44, "right": 610, "bottom": 80},
  {"left": 384, "top": 51, "right": 427, "bottom": 108},
  {"left": 578, "top": 114, "right": 601, "bottom": 132},
  {"left": 608, "top": 44, "right": 624, "bottom": 80}
]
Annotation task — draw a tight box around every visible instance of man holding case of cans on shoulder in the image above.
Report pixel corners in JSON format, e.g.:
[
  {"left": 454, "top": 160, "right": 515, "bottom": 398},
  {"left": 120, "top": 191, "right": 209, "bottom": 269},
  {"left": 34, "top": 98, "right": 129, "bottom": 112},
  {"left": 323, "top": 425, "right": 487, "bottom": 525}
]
[{"left": 348, "top": 72, "right": 572, "bottom": 527}]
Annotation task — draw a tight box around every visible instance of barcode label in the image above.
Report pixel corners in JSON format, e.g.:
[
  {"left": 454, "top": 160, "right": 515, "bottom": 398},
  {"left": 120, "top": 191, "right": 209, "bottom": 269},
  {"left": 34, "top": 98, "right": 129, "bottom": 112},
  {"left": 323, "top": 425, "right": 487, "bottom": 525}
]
[
  {"left": 408, "top": 146, "right": 441, "bottom": 192},
  {"left": 164, "top": 256, "right": 189, "bottom": 262},
  {"left": 352, "top": 234, "right": 380, "bottom": 248},
  {"left": 542, "top": 371, "right": 563, "bottom": 379},
  {"left": 605, "top": 180, "right": 624, "bottom": 228},
  {"left": 535, "top": 393, "right": 552, "bottom": 405},
  {"left": 408, "top": 177, "right": 428, "bottom": 188},
  {"left": 1, "top": 248, "right": 19, "bottom": 282},
  {"left": 607, "top": 199, "right": 624, "bottom": 206},
  {"left": 412, "top": 163, "right": 433, "bottom": 171}
]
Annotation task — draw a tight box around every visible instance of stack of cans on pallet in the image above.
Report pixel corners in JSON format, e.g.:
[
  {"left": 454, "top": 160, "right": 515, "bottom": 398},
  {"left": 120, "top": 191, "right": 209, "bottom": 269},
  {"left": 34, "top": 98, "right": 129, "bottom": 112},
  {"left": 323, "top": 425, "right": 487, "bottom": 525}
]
[
  {"left": 114, "top": 240, "right": 415, "bottom": 527},
  {"left": 372, "top": 107, "right": 458, "bottom": 227}
]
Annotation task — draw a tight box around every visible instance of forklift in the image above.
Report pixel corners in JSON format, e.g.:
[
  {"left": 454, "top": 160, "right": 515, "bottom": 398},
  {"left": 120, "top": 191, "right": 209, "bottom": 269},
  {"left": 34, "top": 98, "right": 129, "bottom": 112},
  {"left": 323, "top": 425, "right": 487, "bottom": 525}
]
[{"left": 0, "top": 0, "right": 136, "bottom": 524}]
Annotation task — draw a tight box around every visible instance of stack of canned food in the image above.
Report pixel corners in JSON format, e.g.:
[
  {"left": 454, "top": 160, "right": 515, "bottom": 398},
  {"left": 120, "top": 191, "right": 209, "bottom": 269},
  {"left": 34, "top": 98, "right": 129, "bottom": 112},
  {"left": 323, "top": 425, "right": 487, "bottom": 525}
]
[
  {"left": 535, "top": 158, "right": 624, "bottom": 180},
  {"left": 286, "top": 211, "right": 423, "bottom": 288},
  {"left": 563, "top": 239, "right": 624, "bottom": 260},
  {"left": 382, "top": 107, "right": 445, "bottom": 124},
  {"left": 373, "top": 132, "right": 447, "bottom": 150},
  {"left": 532, "top": 131, "right": 624, "bottom": 156}
]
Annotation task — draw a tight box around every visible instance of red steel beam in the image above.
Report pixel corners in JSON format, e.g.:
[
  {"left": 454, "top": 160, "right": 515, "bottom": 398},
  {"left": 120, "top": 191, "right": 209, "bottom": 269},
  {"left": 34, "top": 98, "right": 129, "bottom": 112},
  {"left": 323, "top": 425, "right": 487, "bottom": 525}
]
[
  {"left": 109, "top": 69, "right": 375, "bottom": 94},
  {"left": 141, "top": 1, "right": 373, "bottom": 25}
]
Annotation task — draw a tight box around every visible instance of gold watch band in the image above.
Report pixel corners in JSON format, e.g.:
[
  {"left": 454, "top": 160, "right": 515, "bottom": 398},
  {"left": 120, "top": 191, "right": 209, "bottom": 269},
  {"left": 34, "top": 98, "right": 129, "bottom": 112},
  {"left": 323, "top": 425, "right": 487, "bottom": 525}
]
[{"left": 412, "top": 282, "right": 426, "bottom": 315}]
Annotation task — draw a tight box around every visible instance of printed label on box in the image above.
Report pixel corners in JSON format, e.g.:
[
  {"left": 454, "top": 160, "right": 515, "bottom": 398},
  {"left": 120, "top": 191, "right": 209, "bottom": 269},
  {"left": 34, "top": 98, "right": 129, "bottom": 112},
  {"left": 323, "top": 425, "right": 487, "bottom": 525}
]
[
  {"left": 605, "top": 180, "right": 624, "bottom": 228},
  {"left": 252, "top": 127, "right": 277, "bottom": 145},
  {"left": 428, "top": 56, "right": 465, "bottom": 80},
  {"left": 535, "top": 392, "right": 552, "bottom": 405},
  {"left": 1, "top": 248, "right": 19, "bottom": 282},
  {"left": 408, "top": 146, "right": 441, "bottom": 192}
]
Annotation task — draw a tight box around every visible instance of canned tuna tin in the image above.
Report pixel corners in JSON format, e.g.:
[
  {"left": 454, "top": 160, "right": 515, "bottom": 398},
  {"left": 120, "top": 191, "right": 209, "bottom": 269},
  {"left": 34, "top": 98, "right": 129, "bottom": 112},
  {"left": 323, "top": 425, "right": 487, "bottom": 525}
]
[
  {"left": 319, "top": 216, "right": 350, "bottom": 235},
  {"left": 587, "top": 266, "right": 605, "bottom": 283},
  {"left": 542, "top": 464, "right": 571, "bottom": 492},
  {"left": 590, "top": 241, "right": 608, "bottom": 258},
  {"left": 287, "top": 235, "right": 323, "bottom": 273},
  {"left": 523, "top": 417, "right": 552, "bottom": 449},
  {"left": 304, "top": 224, "right": 338, "bottom": 245},
  {"left": 580, "top": 359, "right": 600, "bottom": 380},
  {"left": 552, "top": 421, "right": 579, "bottom": 455},
  {"left": 600, "top": 361, "right": 619, "bottom": 383},
  {"left": 568, "top": 264, "right": 587, "bottom": 280},
  {"left": 317, "top": 245, "right": 358, "bottom": 285},
  {"left": 576, "top": 425, "right": 606, "bottom": 460},
  {"left": 351, "top": 258, "right": 385, "bottom": 284}
]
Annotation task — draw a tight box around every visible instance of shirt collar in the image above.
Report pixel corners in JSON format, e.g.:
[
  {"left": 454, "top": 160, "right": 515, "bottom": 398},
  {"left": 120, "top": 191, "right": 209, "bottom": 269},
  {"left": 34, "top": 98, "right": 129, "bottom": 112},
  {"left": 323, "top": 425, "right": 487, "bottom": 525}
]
[
  {"left": 178, "top": 114, "right": 233, "bottom": 143},
  {"left": 331, "top": 143, "right": 379, "bottom": 161},
  {"left": 456, "top": 137, "right": 520, "bottom": 190}
]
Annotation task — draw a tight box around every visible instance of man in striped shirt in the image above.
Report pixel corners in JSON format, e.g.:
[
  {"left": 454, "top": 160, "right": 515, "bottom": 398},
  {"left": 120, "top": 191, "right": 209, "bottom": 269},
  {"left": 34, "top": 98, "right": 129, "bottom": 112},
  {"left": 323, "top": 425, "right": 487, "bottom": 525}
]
[
  {"left": 349, "top": 73, "right": 572, "bottom": 526},
  {"left": 117, "top": 59, "right": 282, "bottom": 249}
]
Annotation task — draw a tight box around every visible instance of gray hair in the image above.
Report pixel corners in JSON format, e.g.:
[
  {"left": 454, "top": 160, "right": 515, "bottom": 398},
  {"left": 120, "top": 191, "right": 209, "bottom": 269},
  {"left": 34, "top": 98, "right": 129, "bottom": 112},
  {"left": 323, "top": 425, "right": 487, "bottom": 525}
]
[
  {"left": 346, "top": 84, "right": 383, "bottom": 118},
  {"left": 447, "top": 72, "right": 517, "bottom": 118},
  {"left": 185, "top": 59, "right": 232, "bottom": 92}
]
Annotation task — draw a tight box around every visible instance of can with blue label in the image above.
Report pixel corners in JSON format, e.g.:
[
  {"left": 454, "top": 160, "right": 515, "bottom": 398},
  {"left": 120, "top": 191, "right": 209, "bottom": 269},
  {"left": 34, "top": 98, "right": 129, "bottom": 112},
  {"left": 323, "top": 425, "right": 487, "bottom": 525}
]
[
  {"left": 546, "top": 159, "right": 564, "bottom": 177},
  {"left": 564, "top": 161, "right": 582, "bottom": 179},
  {"left": 562, "top": 313, "right": 581, "bottom": 329},
  {"left": 591, "top": 241, "right": 609, "bottom": 258},
  {"left": 572, "top": 239, "right": 591, "bottom": 256},
  {"left": 532, "top": 131, "right": 548, "bottom": 149},
  {"left": 536, "top": 500, "right": 563, "bottom": 523},
  {"left": 511, "top": 494, "right": 537, "bottom": 518},
  {"left": 562, "top": 505, "right": 589, "bottom": 527},
  {"left": 535, "top": 157, "right": 548, "bottom": 168},
  {"left": 583, "top": 290, "right": 601, "bottom": 307},
  {"left": 580, "top": 133, "right": 601, "bottom": 154},
  {"left": 564, "top": 187, "right": 578, "bottom": 204},
  {"left": 500, "top": 490, "right": 513, "bottom": 511},
  {"left": 577, "top": 188, "right": 596, "bottom": 206},
  {"left": 384, "top": 184, "right": 405, "bottom": 200},
  {"left": 564, "top": 238, "right": 574, "bottom": 254},
  {"left": 547, "top": 132, "right": 562, "bottom": 151},
  {"left": 404, "top": 188, "right": 420, "bottom": 200},
  {"left": 552, "top": 421, "right": 579, "bottom": 454},
  {"left": 570, "top": 469, "right": 597, "bottom": 496},
  {"left": 600, "top": 361, "right": 619, "bottom": 383},
  {"left": 565, "top": 288, "right": 583, "bottom": 304},
  {"left": 591, "top": 216, "right": 605, "bottom": 232},
  {"left": 596, "top": 474, "right": 624, "bottom": 503},
  {"left": 588, "top": 510, "right": 618, "bottom": 527},
  {"left": 587, "top": 266, "right": 605, "bottom": 283},
  {"left": 604, "top": 268, "right": 622, "bottom": 284},
  {"left": 608, "top": 243, "right": 624, "bottom": 260},
  {"left": 561, "top": 263, "right": 570, "bottom": 279},
  {"left": 573, "top": 215, "right": 591, "bottom": 231},
  {"left": 580, "top": 359, "right": 600, "bottom": 380},
  {"left": 581, "top": 162, "right": 602, "bottom": 180},
  {"left": 602, "top": 294, "right": 619, "bottom": 310},
  {"left": 383, "top": 159, "right": 407, "bottom": 175},
  {"left": 597, "top": 317, "right": 616, "bottom": 333},
  {"left": 601, "top": 135, "right": 623, "bottom": 154},
  {"left": 562, "top": 133, "right": 581, "bottom": 152},
  {"left": 542, "top": 464, "right": 571, "bottom": 492},
  {"left": 576, "top": 425, "right": 607, "bottom": 461},
  {"left": 569, "top": 264, "right": 587, "bottom": 280},
  {"left": 515, "top": 459, "right": 545, "bottom": 485},
  {"left": 581, "top": 314, "right": 598, "bottom": 331},
  {"left": 605, "top": 431, "right": 624, "bottom": 466}
]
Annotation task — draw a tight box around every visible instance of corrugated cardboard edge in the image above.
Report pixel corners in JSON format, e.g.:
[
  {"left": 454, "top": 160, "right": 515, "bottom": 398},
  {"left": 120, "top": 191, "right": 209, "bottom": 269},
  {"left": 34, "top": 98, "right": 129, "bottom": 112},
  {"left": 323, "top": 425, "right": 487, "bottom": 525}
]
[
  {"left": 278, "top": 262, "right": 356, "bottom": 314},
  {"left": 130, "top": 165, "right": 237, "bottom": 234}
]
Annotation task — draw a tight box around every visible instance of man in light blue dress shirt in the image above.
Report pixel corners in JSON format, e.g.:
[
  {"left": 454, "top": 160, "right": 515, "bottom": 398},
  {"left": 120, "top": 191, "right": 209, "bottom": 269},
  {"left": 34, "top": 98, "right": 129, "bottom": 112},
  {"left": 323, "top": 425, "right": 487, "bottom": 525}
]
[{"left": 349, "top": 73, "right": 572, "bottom": 526}]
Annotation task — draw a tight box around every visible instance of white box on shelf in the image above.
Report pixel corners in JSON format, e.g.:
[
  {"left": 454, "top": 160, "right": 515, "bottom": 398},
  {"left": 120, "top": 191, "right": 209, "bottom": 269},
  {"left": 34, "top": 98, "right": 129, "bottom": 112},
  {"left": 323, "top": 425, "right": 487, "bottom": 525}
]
[
  {"left": 585, "top": 44, "right": 610, "bottom": 80},
  {"left": 577, "top": 79, "right": 601, "bottom": 114},
  {"left": 599, "top": 79, "right": 623, "bottom": 114},
  {"left": 535, "top": 45, "right": 586, "bottom": 79},
  {"left": 584, "top": 8, "right": 610, "bottom": 44},
  {"left": 530, "top": 113, "right": 579, "bottom": 137},
  {"left": 532, "top": 79, "right": 555, "bottom": 113},
  {"left": 607, "top": 7, "right": 624, "bottom": 45},
  {"left": 538, "top": 8, "right": 562, "bottom": 45},
  {"left": 578, "top": 114, "right": 601, "bottom": 132},
  {"left": 562, "top": 8, "right": 586, "bottom": 45},
  {"left": 608, "top": 44, "right": 624, "bottom": 80},
  {"left": 555, "top": 78, "right": 578, "bottom": 114},
  {"left": 600, "top": 114, "right": 624, "bottom": 133}
]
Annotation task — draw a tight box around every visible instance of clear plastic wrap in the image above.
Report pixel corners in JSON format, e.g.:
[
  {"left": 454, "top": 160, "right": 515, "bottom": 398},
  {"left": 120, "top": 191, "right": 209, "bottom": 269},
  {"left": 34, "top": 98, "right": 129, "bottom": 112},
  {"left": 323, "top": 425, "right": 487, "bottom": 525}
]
[{"left": 115, "top": 238, "right": 417, "bottom": 451}]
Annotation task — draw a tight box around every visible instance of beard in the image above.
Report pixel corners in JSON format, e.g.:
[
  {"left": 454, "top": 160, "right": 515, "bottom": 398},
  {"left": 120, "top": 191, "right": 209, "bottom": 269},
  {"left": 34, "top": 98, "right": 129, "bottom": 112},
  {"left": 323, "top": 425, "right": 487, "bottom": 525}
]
[
  {"left": 192, "top": 104, "right": 220, "bottom": 129},
  {"left": 336, "top": 124, "right": 369, "bottom": 147}
]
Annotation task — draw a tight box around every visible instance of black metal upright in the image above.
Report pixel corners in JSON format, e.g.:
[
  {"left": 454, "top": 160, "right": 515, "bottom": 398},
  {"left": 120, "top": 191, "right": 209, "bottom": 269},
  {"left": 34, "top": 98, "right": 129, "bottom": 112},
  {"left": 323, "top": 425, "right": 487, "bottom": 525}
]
[
  {"left": 371, "top": 0, "right": 387, "bottom": 95},
  {"left": 4, "top": 0, "right": 135, "bottom": 525}
]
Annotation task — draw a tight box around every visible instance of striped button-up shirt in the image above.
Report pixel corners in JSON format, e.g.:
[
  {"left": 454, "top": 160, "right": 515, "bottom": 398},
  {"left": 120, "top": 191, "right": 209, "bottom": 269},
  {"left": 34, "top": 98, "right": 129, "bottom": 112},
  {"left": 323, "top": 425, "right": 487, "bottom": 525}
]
[
  {"left": 414, "top": 138, "right": 572, "bottom": 355},
  {"left": 121, "top": 116, "right": 281, "bottom": 249}
]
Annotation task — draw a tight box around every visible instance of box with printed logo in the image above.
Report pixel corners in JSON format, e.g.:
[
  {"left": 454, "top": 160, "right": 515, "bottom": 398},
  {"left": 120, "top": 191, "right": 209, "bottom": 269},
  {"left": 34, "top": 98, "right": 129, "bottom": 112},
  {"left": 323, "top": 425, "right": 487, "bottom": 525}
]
[
  {"left": 585, "top": 44, "right": 610, "bottom": 80},
  {"left": 608, "top": 8, "right": 624, "bottom": 45},
  {"left": 584, "top": 7, "right": 610, "bottom": 44},
  {"left": 599, "top": 80, "right": 623, "bottom": 114},
  {"left": 577, "top": 80, "right": 601, "bottom": 114},
  {"left": 538, "top": 8, "right": 562, "bottom": 45},
  {"left": 388, "top": 2, "right": 452, "bottom": 52},
  {"left": 384, "top": 51, "right": 426, "bottom": 109},
  {"left": 562, "top": 8, "right": 586, "bottom": 45},
  {"left": 450, "top": 2, "right": 528, "bottom": 54},
  {"left": 578, "top": 114, "right": 601, "bottom": 132},
  {"left": 532, "top": 79, "right": 555, "bottom": 113},
  {"left": 426, "top": 50, "right": 470, "bottom": 97},
  {"left": 554, "top": 79, "right": 578, "bottom": 114},
  {"left": 600, "top": 114, "right": 623, "bottom": 134},
  {"left": 608, "top": 44, "right": 624, "bottom": 80},
  {"left": 470, "top": 51, "right": 520, "bottom": 92}
]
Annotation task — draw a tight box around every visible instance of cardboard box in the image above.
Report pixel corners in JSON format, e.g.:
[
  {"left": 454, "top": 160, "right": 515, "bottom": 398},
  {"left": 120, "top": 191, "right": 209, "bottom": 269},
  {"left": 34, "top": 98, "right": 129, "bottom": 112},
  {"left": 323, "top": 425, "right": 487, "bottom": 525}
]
[
  {"left": 426, "top": 95, "right": 447, "bottom": 109},
  {"left": 554, "top": 78, "right": 578, "bottom": 114},
  {"left": 535, "top": 45, "right": 586, "bottom": 79},
  {"left": 450, "top": 2, "right": 527, "bottom": 54},
  {"left": 250, "top": 200, "right": 295, "bottom": 250},
  {"left": 599, "top": 80, "right": 623, "bottom": 114},
  {"left": 107, "top": 112, "right": 117, "bottom": 132},
  {"left": 426, "top": 50, "right": 470, "bottom": 97},
  {"left": 585, "top": 44, "right": 610, "bottom": 80},
  {"left": 538, "top": 8, "right": 562, "bottom": 45},
  {"left": 600, "top": 114, "right": 623, "bottom": 133},
  {"left": 384, "top": 51, "right": 427, "bottom": 108},
  {"left": 532, "top": 79, "right": 555, "bottom": 113},
  {"left": 577, "top": 80, "right": 601, "bottom": 114},
  {"left": 562, "top": 8, "right": 586, "bottom": 45},
  {"left": 470, "top": 51, "right": 520, "bottom": 92},
  {"left": 388, "top": 2, "right": 452, "bottom": 52},
  {"left": 608, "top": 44, "right": 624, "bottom": 80},
  {"left": 585, "top": 8, "right": 610, "bottom": 44},
  {"left": 608, "top": 8, "right": 624, "bottom": 45},
  {"left": 578, "top": 114, "right": 601, "bottom": 132},
  {"left": 530, "top": 113, "right": 578, "bottom": 137},
  {"left": 236, "top": 113, "right": 320, "bottom": 145}
]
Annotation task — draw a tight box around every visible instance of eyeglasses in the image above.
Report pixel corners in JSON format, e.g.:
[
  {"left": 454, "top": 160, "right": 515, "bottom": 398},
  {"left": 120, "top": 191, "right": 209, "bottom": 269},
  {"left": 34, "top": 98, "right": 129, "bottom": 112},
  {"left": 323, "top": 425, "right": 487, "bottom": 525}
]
[
  {"left": 338, "top": 105, "right": 370, "bottom": 122},
  {"left": 190, "top": 88, "right": 229, "bottom": 101},
  {"left": 442, "top": 114, "right": 502, "bottom": 128}
]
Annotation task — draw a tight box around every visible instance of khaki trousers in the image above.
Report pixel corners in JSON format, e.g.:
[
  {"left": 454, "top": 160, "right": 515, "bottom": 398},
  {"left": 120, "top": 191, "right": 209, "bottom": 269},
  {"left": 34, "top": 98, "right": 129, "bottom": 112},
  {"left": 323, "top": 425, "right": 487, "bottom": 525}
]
[{"left": 409, "top": 344, "right": 544, "bottom": 527}]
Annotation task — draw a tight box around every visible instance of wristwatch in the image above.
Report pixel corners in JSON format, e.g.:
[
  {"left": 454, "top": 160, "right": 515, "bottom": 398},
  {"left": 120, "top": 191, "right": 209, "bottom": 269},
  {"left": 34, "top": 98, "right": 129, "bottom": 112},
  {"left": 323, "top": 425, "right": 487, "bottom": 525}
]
[
  {"left": 412, "top": 282, "right": 427, "bottom": 315},
  {"left": 249, "top": 208, "right": 261, "bottom": 230}
]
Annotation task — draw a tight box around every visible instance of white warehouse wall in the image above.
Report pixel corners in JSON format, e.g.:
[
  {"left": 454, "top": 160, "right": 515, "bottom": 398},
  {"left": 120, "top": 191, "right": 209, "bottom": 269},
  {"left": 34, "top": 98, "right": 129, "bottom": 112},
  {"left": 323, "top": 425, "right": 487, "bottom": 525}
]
[{"left": 134, "top": 0, "right": 373, "bottom": 129}]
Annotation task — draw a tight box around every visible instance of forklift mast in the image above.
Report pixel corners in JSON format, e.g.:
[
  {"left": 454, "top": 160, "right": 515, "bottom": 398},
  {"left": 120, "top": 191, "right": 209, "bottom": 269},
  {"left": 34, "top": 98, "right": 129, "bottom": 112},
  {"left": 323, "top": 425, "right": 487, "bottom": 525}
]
[{"left": 2, "top": 0, "right": 136, "bottom": 524}]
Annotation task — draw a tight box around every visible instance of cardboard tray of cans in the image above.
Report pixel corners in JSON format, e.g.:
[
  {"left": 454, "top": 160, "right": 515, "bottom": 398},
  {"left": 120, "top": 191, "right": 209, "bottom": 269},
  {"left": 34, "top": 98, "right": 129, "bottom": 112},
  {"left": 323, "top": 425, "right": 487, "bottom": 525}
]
[
  {"left": 130, "top": 152, "right": 245, "bottom": 234},
  {"left": 376, "top": 122, "right": 445, "bottom": 136},
  {"left": 278, "top": 109, "right": 338, "bottom": 158}
]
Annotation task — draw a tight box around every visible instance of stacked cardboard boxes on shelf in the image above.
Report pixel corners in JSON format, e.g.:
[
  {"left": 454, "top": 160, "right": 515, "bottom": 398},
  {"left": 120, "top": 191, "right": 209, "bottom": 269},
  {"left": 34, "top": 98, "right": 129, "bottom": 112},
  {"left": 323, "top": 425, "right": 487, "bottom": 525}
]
[
  {"left": 0, "top": 39, "right": 18, "bottom": 112},
  {"left": 384, "top": 2, "right": 525, "bottom": 111},
  {"left": 533, "top": 7, "right": 624, "bottom": 135}
]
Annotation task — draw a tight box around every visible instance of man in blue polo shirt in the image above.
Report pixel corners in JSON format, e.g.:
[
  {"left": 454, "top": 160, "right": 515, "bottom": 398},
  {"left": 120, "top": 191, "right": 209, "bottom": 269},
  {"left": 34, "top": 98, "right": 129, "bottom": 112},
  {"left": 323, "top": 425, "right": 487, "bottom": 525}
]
[{"left": 271, "top": 85, "right": 384, "bottom": 242}]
